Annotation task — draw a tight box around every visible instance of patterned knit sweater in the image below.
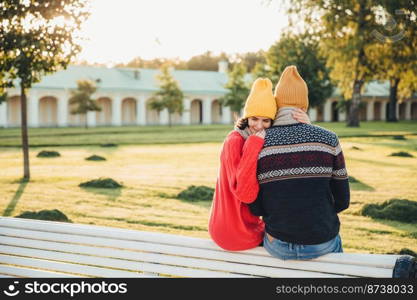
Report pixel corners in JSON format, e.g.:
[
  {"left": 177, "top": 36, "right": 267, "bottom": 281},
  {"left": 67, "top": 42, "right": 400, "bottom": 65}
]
[{"left": 249, "top": 122, "right": 350, "bottom": 245}]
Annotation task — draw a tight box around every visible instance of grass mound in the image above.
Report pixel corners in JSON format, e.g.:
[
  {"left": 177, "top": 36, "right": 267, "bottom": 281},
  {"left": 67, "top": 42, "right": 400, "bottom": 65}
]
[
  {"left": 85, "top": 155, "right": 106, "bottom": 161},
  {"left": 100, "top": 143, "right": 117, "bottom": 147},
  {"left": 389, "top": 151, "right": 414, "bottom": 157},
  {"left": 361, "top": 199, "right": 417, "bottom": 223},
  {"left": 351, "top": 146, "right": 362, "bottom": 150},
  {"left": 177, "top": 185, "right": 214, "bottom": 202},
  {"left": 16, "top": 209, "right": 71, "bottom": 222},
  {"left": 37, "top": 150, "right": 60, "bottom": 157},
  {"left": 79, "top": 177, "right": 123, "bottom": 189}
]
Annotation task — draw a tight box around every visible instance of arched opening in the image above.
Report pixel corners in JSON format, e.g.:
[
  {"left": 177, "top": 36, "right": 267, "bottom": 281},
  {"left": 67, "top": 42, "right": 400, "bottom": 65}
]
[
  {"left": 411, "top": 102, "right": 417, "bottom": 120},
  {"left": 398, "top": 102, "right": 406, "bottom": 120},
  {"left": 68, "top": 99, "right": 86, "bottom": 127},
  {"left": 146, "top": 99, "right": 160, "bottom": 125},
  {"left": 39, "top": 96, "right": 58, "bottom": 127},
  {"left": 316, "top": 105, "right": 324, "bottom": 122},
  {"left": 96, "top": 97, "right": 112, "bottom": 126},
  {"left": 190, "top": 99, "right": 203, "bottom": 124},
  {"left": 374, "top": 102, "right": 381, "bottom": 121},
  {"left": 170, "top": 111, "right": 182, "bottom": 125},
  {"left": 7, "top": 96, "right": 21, "bottom": 127},
  {"left": 211, "top": 100, "right": 221, "bottom": 124},
  {"left": 331, "top": 102, "right": 339, "bottom": 122},
  {"left": 122, "top": 98, "right": 137, "bottom": 125}
]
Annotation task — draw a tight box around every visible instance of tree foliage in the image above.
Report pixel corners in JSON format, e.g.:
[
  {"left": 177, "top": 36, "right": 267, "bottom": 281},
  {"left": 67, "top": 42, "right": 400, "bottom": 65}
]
[{"left": 148, "top": 65, "right": 184, "bottom": 127}]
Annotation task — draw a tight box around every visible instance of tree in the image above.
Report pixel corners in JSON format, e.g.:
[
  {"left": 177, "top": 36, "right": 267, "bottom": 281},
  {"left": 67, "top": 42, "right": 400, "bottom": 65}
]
[
  {"left": 286, "top": 0, "right": 381, "bottom": 127},
  {"left": 148, "top": 65, "right": 184, "bottom": 127},
  {"left": 368, "top": 0, "right": 417, "bottom": 122},
  {"left": 0, "top": 0, "right": 90, "bottom": 181},
  {"left": 219, "top": 63, "right": 250, "bottom": 120},
  {"left": 69, "top": 79, "right": 101, "bottom": 129},
  {"left": 266, "top": 32, "right": 334, "bottom": 109}
]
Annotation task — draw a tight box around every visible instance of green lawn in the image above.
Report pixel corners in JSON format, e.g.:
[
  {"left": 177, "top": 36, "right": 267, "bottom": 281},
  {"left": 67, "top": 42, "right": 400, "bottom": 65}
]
[
  {"left": 0, "top": 121, "right": 416, "bottom": 147},
  {"left": 0, "top": 121, "right": 416, "bottom": 255}
]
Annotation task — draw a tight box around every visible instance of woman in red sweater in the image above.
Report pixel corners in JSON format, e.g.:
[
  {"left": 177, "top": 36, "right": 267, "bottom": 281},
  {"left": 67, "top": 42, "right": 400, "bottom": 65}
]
[{"left": 208, "top": 78, "right": 309, "bottom": 251}]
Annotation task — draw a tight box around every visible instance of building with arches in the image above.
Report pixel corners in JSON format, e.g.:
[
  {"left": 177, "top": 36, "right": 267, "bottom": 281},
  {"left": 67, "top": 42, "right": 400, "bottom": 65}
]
[{"left": 1, "top": 64, "right": 416, "bottom": 128}]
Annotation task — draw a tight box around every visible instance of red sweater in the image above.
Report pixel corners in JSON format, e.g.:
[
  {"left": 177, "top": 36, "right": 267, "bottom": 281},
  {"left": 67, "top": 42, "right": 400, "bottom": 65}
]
[{"left": 208, "top": 131, "right": 265, "bottom": 251}]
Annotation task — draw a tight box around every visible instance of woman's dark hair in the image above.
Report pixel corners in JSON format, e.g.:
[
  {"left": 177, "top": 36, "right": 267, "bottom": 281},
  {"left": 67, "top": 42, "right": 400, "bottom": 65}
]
[
  {"left": 235, "top": 117, "right": 273, "bottom": 130},
  {"left": 235, "top": 117, "right": 249, "bottom": 130}
]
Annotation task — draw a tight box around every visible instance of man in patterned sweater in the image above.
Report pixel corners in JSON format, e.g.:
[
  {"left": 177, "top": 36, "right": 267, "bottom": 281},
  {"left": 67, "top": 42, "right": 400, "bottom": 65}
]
[{"left": 250, "top": 66, "right": 350, "bottom": 260}]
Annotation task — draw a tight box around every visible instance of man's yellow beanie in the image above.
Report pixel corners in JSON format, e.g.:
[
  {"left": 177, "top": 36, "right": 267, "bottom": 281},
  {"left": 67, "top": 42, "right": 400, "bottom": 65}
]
[
  {"left": 274, "top": 65, "right": 309, "bottom": 111},
  {"left": 243, "top": 78, "right": 277, "bottom": 119}
]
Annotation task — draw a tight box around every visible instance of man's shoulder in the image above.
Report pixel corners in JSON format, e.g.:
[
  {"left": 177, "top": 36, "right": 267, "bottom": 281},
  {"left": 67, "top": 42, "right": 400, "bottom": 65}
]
[{"left": 265, "top": 123, "right": 339, "bottom": 146}]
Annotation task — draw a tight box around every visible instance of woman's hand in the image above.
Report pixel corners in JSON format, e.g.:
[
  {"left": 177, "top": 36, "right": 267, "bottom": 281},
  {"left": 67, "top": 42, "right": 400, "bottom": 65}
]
[{"left": 292, "top": 108, "right": 311, "bottom": 124}]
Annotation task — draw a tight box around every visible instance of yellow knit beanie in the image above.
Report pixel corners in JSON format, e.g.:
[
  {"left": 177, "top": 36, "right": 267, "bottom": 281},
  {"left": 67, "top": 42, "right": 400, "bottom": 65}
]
[
  {"left": 243, "top": 78, "right": 277, "bottom": 119},
  {"left": 274, "top": 65, "right": 309, "bottom": 111}
]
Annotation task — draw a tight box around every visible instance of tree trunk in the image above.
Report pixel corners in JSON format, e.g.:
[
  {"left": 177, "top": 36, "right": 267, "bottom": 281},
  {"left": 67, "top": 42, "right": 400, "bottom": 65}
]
[
  {"left": 168, "top": 113, "right": 172, "bottom": 127},
  {"left": 347, "top": 80, "right": 363, "bottom": 127},
  {"left": 20, "top": 82, "right": 30, "bottom": 181},
  {"left": 85, "top": 113, "right": 88, "bottom": 129},
  {"left": 387, "top": 78, "right": 400, "bottom": 122}
]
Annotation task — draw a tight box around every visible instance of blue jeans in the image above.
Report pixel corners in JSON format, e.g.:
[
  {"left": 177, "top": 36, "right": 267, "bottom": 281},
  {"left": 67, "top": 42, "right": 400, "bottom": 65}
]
[{"left": 263, "top": 232, "right": 343, "bottom": 260}]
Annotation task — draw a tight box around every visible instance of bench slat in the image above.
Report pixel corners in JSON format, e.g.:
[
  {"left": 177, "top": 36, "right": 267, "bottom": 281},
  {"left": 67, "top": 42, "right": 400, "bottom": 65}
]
[
  {"left": 0, "top": 240, "right": 353, "bottom": 278},
  {"left": 0, "top": 254, "right": 143, "bottom": 278},
  {"left": 0, "top": 264, "right": 78, "bottom": 278},
  {"left": 0, "top": 244, "right": 252, "bottom": 278},
  {"left": 0, "top": 228, "right": 391, "bottom": 277},
  {"left": 0, "top": 233, "right": 391, "bottom": 278},
  {"left": 0, "top": 217, "right": 400, "bottom": 268}
]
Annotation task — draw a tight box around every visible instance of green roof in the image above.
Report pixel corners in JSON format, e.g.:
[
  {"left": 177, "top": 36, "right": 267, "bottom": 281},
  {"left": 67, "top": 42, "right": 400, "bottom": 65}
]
[
  {"left": 32, "top": 65, "right": 229, "bottom": 95},
  {"left": 331, "top": 80, "right": 390, "bottom": 98},
  {"left": 32, "top": 65, "right": 392, "bottom": 98}
]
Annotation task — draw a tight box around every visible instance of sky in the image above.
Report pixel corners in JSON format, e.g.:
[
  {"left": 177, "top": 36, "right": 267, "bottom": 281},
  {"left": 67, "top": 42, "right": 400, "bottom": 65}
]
[{"left": 76, "top": 0, "right": 288, "bottom": 65}]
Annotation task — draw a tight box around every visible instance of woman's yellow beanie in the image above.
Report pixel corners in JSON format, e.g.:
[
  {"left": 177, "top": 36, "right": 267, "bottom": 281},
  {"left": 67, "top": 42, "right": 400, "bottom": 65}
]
[
  {"left": 243, "top": 78, "right": 277, "bottom": 119},
  {"left": 274, "top": 65, "right": 309, "bottom": 111}
]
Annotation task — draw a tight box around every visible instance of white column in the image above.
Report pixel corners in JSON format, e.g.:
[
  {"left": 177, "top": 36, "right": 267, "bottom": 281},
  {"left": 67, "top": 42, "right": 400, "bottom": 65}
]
[
  {"left": 222, "top": 105, "right": 232, "bottom": 124},
  {"left": 202, "top": 97, "right": 212, "bottom": 124},
  {"left": 0, "top": 100, "right": 7, "bottom": 128},
  {"left": 57, "top": 96, "right": 69, "bottom": 127},
  {"left": 136, "top": 95, "right": 146, "bottom": 125},
  {"left": 339, "top": 109, "right": 346, "bottom": 122},
  {"left": 381, "top": 101, "right": 387, "bottom": 121},
  {"left": 309, "top": 107, "right": 317, "bottom": 122},
  {"left": 181, "top": 98, "right": 191, "bottom": 125},
  {"left": 28, "top": 92, "right": 39, "bottom": 128},
  {"left": 160, "top": 108, "right": 169, "bottom": 125},
  {"left": 87, "top": 111, "right": 96, "bottom": 127},
  {"left": 323, "top": 100, "right": 332, "bottom": 122},
  {"left": 112, "top": 96, "right": 122, "bottom": 126},
  {"left": 405, "top": 101, "right": 412, "bottom": 120},
  {"left": 366, "top": 100, "right": 374, "bottom": 121}
]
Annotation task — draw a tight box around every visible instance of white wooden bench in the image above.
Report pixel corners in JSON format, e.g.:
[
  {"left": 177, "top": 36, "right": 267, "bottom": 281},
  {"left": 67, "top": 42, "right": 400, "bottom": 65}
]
[{"left": 0, "top": 216, "right": 415, "bottom": 278}]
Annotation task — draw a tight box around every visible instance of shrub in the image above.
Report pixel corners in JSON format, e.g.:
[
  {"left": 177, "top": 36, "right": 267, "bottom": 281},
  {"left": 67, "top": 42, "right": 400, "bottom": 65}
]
[
  {"left": 361, "top": 199, "right": 417, "bottom": 223},
  {"left": 85, "top": 155, "right": 106, "bottom": 161},
  {"left": 100, "top": 143, "right": 117, "bottom": 147},
  {"left": 389, "top": 151, "right": 414, "bottom": 158},
  {"left": 392, "top": 135, "right": 406, "bottom": 140},
  {"left": 177, "top": 185, "right": 214, "bottom": 202},
  {"left": 16, "top": 209, "right": 71, "bottom": 222},
  {"left": 37, "top": 150, "right": 60, "bottom": 157},
  {"left": 79, "top": 177, "right": 123, "bottom": 189}
]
